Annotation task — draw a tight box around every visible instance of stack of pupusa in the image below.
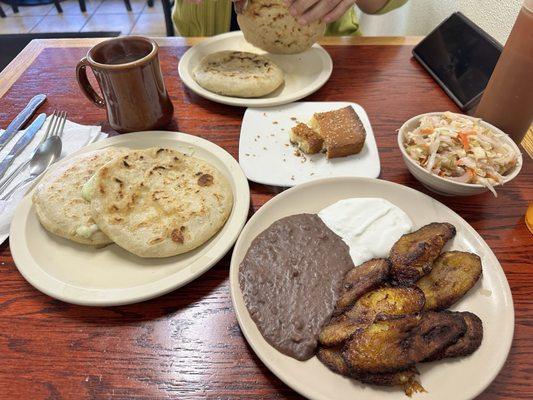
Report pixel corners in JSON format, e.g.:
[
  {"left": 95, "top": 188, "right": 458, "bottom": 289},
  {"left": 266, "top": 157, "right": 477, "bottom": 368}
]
[
  {"left": 290, "top": 106, "right": 366, "bottom": 159},
  {"left": 32, "top": 147, "right": 233, "bottom": 258}
]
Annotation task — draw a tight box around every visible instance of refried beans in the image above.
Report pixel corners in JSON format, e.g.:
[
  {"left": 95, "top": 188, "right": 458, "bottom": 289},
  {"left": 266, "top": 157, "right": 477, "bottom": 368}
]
[{"left": 239, "top": 214, "right": 354, "bottom": 360}]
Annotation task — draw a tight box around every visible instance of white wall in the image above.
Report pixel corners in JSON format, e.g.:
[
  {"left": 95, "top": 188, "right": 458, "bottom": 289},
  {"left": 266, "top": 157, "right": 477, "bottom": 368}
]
[{"left": 359, "top": 0, "right": 523, "bottom": 44}]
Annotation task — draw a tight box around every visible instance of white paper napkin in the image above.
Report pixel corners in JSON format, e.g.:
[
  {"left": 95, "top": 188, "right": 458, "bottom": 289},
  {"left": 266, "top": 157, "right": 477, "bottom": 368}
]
[{"left": 0, "top": 116, "right": 107, "bottom": 244}]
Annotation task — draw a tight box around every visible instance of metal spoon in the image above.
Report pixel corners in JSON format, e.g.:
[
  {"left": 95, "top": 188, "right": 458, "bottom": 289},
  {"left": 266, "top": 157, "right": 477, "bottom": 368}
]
[{"left": 0, "top": 136, "right": 62, "bottom": 201}]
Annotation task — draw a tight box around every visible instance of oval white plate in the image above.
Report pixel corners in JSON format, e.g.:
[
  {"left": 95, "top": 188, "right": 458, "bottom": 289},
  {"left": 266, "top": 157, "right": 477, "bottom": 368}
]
[
  {"left": 230, "top": 177, "right": 513, "bottom": 400},
  {"left": 178, "top": 31, "right": 333, "bottom": 108},
  {"left": 10, "top": 131, "right": 250, "bottom": 306}
]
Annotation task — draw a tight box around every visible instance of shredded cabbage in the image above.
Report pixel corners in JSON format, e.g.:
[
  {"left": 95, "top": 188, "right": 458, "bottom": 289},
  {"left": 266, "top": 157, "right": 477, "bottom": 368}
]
[{"left": 403, "top": 112, "right": 519, "bottom": 196}]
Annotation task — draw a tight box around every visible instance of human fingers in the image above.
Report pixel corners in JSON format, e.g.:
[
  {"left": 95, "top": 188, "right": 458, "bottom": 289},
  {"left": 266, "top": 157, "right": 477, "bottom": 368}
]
[
  {"left": 299, "top": 0, "right": 339, "bottom": 24},
  {"left": 233, "top": 0, "right": 247, "bottom": 13},
  {"left": 288, "top": 0, "right": 321, "bottom": 17},
  {"left": 323, "top": 0, "right": 355, "bottom": 23}
]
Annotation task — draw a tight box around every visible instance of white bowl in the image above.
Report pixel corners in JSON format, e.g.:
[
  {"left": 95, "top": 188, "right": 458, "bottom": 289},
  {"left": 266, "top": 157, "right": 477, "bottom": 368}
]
[{"left": 398, "top": 112, "right": 523, "bottom": 196}]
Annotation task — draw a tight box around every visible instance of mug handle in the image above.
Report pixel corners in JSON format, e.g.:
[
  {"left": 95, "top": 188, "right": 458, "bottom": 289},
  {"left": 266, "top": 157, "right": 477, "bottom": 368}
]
[{"left": 76, "top": 57, "right": 105, "bottom": 108}]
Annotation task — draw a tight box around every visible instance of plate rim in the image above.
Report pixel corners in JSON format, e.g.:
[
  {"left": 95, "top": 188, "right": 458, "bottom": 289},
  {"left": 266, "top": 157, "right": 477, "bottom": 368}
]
[
  {"left": 238, "top": 101, "right": 381, "bottom": 187},
  {"left": 177, "top": 31, "right": 333, "bottom": 108},
  {"left": 10, "top": 131, "right": 250, "bottom": 306},
  {"left": 229, "top": 176, "right": 514, "bottom": 400}
]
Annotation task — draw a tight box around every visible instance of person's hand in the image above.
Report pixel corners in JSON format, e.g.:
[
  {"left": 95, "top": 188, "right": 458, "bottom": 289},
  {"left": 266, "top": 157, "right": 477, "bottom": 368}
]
[
  {"left": 286, "top": 0, "right": 356, "bottom": 24},
  {"left": 233, "top": 0, "right": 247, "bottom": 14}
]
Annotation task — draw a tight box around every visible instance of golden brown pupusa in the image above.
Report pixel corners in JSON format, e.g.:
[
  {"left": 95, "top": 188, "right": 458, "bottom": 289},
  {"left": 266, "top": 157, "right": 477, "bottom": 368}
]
[
  {"left": 32, "top": 147, "right": 128, "bottom": 245},
  {"left": 86, "top": 147, "right": 233, "bottom": 258}
]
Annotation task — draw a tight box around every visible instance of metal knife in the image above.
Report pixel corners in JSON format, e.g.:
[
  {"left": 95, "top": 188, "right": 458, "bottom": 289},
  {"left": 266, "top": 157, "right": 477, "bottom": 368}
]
[
  {"left": 0, "top": 94, "right": 46, "bottom": 151},
  {"left": 0, "top": 113, "right": 47, "bottom": 179}
]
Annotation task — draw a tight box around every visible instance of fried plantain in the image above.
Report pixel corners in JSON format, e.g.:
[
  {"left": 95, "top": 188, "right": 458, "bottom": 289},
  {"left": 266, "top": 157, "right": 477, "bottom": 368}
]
[
  {"left": 342, "top": 311, "right": 466, "bottom": 374},
  {"left": 417, "top": 251, "right": 482, "bottom": 310},
  {"left": 319, "top": 286, "right": 426, "bottom": 347},
  {"left": 317, "top": 346, "right": 350, "bottom": 375},
  {"left": 317, "top": 346, "right": 425, "bottom": 395},
  {"left": 334, "top": 258, "right": 390, "bottom": 314},
  {"left": 425, "top": 311, "right": 483, "bottom": 361},
  {"left": 390, "top": 222, "right": 456, "bottom": 285},
  {"left": 345, "top": 286, "right": 426, "bottom": 320},
  {"left": 319, "top": 317, "right": 366, "bottom": 348}
]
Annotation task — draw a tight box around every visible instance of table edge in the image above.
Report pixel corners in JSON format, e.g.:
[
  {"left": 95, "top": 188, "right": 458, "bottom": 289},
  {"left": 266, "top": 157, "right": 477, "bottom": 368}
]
[{"left": 0, "top": 36, "right": 422, "bottom": 99}]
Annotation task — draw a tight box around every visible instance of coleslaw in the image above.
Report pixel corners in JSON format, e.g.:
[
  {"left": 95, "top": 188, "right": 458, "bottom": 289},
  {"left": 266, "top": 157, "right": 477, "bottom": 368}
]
[{"left": 403, "top": 112, "right": 519, "bottom": 196}]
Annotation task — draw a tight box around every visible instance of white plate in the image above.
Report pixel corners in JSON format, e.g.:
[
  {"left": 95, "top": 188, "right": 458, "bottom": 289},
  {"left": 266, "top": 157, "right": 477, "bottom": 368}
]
[
  {"left": 230, "top": 177, "right": 513, "bottom": 400},
  {"left": 178, "top": 31, "right": 333, "bottom": 107},
  {"left": 10, "top": 131, "right": 250, "bottom": 306},
  {"left": 239, "top": 102, "right": 380, "bottom": 187}
]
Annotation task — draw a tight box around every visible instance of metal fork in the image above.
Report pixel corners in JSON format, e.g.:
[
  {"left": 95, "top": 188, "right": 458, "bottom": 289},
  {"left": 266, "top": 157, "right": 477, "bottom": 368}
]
[{"left": 0, "top": 111, "right": 66, "bottom": 197}]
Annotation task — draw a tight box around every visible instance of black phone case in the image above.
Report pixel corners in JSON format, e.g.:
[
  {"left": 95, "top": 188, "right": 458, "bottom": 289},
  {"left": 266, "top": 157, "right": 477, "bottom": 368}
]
[{"left": 412, "top": 12, "right": 503, "bottom": 112}]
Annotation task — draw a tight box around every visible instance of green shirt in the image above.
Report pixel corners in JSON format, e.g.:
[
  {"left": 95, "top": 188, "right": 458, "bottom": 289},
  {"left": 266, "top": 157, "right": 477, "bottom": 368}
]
[{"left": 172, "top": 0, "right": 408, "bottom": 37}]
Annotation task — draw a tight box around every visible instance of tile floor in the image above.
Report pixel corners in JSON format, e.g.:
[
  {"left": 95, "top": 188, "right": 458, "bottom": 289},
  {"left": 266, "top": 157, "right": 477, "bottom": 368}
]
[{"left": 0, "top": 0, "right": 168, "bottom": 36}]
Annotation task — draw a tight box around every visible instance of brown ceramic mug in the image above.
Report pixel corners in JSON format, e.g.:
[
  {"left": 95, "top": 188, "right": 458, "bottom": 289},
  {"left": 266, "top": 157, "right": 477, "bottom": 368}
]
[{"left": 76, "top": 36, "right": 174, "bottom": 133}]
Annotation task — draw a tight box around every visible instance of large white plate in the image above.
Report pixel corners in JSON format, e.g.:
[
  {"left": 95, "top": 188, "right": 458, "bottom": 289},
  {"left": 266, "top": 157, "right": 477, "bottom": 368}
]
[
  {"left": 230, "top": 177, "right": 513, "bottom": 400},
  {"left": 239, "top": 102, "right": 380, "bottom": 187},
  {"left": 178, "top": 31, "right": 333, "bottom": 107},
  {"left": 10, "top": 131, "right": 250, "bottom": 306}
]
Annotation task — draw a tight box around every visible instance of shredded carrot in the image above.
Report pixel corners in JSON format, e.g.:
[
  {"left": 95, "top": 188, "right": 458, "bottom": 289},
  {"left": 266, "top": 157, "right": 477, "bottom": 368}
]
[
  {"left": 420, "top": 128, "right": 434, "bottom": 134},
  {"left": 458, "top": 132, "right": 470, "bottom": 150},
  {"left": 467, "top": 168, "right": 476, "bottom": 181}
]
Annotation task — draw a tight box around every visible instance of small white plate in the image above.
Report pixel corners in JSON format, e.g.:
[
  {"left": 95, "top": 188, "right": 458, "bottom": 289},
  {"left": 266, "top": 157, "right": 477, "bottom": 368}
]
[
  {"left": 239, "top": 102, "right": 380, "bottom": 187},
  {"left": 10, "top": 131, "right": 250, "bottom": 306},
  {"left": 178, "top": 31, "right": 333, "bottom": 107},
  {"left": 230, "top": 177, "right": 513, "bottom": 400}
]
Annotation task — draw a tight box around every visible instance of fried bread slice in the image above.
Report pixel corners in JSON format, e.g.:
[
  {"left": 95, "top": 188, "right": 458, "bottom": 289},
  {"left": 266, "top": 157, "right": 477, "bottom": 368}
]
[
  {"left": 289, "top": 122, "right": 324, "bottom": 154},
  {"left": 310, "top": 106, "right": 366, "bottom": 158}
]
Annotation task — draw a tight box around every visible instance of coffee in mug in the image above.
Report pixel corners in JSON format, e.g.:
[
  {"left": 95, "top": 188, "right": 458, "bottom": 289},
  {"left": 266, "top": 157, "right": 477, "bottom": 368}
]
[{"left": 76, "top": 36, "right": 174, "bottom": 133}]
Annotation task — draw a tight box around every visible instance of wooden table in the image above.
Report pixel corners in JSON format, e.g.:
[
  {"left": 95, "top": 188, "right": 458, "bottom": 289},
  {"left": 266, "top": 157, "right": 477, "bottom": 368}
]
[{"left": 0, "top": 37, "right": 531, "bottom": 400}]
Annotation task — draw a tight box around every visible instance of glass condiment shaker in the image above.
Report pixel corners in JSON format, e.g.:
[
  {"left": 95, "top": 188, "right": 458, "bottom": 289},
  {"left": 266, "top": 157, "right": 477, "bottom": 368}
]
[{"left": 475, "top": 0, "right": 533, "bottom": 144}]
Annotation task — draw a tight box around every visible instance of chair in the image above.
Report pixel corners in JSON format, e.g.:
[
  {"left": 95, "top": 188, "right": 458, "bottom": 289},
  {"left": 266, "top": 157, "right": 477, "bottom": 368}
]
[
  {"left": 53, "top": 0, "right": 62, "bottom": 13},
  {"left": 8, "top": 0, "right": 18, "bottom": 14},
  {"left": 161, "top": 0, "right": 175, "bottom": 36},
  {"left": 7, "top": 0, "right": 62, "bottom": 14},
  {"left": 58, "top": 0, "right": 131, "bottom": 14}
]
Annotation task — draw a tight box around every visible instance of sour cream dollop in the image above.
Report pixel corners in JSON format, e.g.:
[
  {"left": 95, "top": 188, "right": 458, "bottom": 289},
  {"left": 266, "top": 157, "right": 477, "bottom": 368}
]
[{"left": 318, "top": 198, "right": 413, "bottom": 267}]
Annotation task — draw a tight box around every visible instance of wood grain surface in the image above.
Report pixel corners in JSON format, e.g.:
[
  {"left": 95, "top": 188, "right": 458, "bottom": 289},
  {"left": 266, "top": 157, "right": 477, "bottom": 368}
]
[{"left": 0, "top": 39, "right": 531, "bottom": 400}]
